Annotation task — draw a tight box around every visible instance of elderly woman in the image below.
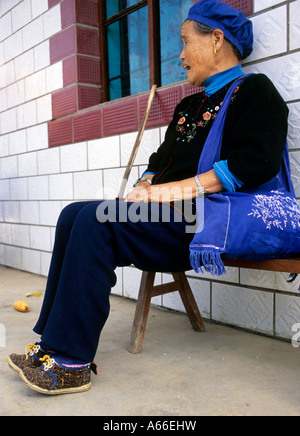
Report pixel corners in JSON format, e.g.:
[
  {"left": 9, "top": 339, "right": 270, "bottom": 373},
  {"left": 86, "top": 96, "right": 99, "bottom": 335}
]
[{"left": 7, "top": 0, "right": 292, "bottom": 395}]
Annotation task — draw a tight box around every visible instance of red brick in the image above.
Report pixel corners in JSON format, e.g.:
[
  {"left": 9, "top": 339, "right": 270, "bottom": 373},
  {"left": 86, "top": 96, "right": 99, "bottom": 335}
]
[
  {"left": 73, "top": 108, "right": 102, "bottom": 142},
  {"left": 103, "top": 98, "right": 138, "bottom": 137},
  {"left": 52, "top": 85, "right": 77, "bottom": 118},
  {"left": 50, "top": 26, "right": 76, "bottom": 64},
  {"left": 61, "top": 0, "right": 76, "bottom": 29},
  {"left": 78, "top": 85, "right": 101, "bottom": 111},
  {"left": 78, "top": 56, "right": 100, "bottom": 84},
  {"left": 192, "top": 0, "right": 253, "bottom": 13},
  {"left": 63, "top": 56, "right": 77, "bottom": 86},
  {"left": 77, "top": 26, "right": 100, "bottom": 56},
  {"left": 182, "top": 83, "right": 204, "bottom": 99},
  {"left": 222, "top": 0, "right": 253, "bottom": 15},
  {"left": 75, "top": 0, "right": 99, "bottom": 27},
  {"left": 138, "top": 87, "right": 182, "bottom": 128},
  {"left": 48, "top": 0, "right": 61, "bottom": 8},
  {"left": 48, "top": 117, "right": 73, "bottom": 147}
]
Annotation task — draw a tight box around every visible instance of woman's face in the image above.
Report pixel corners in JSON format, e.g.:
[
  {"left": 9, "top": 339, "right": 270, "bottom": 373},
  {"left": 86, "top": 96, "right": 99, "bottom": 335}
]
[{"left": 180, "top": 20, "right": 218, "bottom": 86}]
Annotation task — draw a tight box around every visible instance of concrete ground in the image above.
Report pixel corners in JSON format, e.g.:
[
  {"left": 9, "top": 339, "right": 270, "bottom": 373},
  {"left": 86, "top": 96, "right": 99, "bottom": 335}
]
[{"left": 0, "top": 265, "right": 300, "bottom": 417}]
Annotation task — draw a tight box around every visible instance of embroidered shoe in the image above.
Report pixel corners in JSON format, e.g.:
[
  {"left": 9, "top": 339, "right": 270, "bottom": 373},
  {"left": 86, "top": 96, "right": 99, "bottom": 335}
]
[
  {"left": 6, "top": 343, "right": 48, "bottom": 374},
  {"left": 20, "top": 354, "right": 97, "bottom": 395}
]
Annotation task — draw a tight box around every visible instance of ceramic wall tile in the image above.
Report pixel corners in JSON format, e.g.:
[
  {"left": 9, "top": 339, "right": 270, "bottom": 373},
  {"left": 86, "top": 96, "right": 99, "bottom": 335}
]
[{"left": 212, "top": 283, "right": 274, "bottom": 335}]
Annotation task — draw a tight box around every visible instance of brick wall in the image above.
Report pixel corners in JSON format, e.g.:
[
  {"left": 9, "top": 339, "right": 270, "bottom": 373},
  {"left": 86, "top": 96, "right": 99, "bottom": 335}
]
[{"left": 0, "top": 0, "right": 300, "bottom": 342}]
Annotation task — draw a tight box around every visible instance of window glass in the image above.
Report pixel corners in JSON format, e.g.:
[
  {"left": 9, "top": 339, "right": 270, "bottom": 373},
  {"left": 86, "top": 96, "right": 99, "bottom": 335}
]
[
  {"left": 107, "top": 6, "right": 149, "bottom": 100},
  {"left": 160, "top": 0, "right": 192, "bottom": 86},
  {"left": 105, "top": 1, "right": 119, "bottom": 19},
  {"left": 104, "top": 0, "right": 193, "bottom": 100},
  {"left": 105, "top": 0, "right": 144, "bottom": 19}
]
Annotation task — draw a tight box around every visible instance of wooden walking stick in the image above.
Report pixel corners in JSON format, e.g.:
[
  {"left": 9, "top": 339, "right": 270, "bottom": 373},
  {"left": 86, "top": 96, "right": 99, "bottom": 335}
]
[{"left": 118, "top": 84, "right": 157, "bottom": 199}]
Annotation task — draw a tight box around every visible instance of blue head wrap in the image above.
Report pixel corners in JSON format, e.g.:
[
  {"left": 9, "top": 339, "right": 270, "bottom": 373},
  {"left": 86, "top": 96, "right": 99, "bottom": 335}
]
[{"left": 187, "top": 0, "right": 253, "bottom": 59}]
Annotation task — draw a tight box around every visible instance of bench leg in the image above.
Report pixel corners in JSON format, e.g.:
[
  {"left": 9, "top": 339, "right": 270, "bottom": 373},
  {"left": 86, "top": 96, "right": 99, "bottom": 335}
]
[
  {"left": 128, "top": 271, "right": 155, "bottom": 354},
  {"left": 173, "top": 272, "right": 206, "bottom": 332},
  {"left": 128, "top": 271, "right": 206, "bottom": 354}
]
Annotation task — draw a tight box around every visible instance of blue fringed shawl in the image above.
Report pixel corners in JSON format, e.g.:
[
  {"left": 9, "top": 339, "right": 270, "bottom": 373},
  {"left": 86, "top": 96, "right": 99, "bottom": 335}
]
[{"left": 189, "top": 74, "right": 300, "bottom": 275}]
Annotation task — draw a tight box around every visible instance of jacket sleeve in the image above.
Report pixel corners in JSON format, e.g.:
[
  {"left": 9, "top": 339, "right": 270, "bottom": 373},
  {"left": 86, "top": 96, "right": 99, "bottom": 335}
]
[{"left": 222, "top": 74, "right": 289, "bottom": 188}]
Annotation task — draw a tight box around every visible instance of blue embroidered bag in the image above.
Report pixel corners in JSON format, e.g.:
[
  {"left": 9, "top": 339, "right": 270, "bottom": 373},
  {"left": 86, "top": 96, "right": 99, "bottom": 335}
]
[{"left": 190, "top": 74, "right": 300, "bottom": 275}]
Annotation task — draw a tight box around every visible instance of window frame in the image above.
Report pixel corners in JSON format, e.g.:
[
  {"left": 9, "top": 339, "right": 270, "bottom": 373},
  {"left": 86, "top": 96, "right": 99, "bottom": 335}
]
[{"left": 99, "top": 0, "right": 161, "bottom": 102}]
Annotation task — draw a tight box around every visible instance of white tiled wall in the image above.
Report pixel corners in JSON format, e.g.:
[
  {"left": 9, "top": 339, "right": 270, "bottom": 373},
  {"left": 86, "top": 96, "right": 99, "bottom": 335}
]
[{"left": 0, "top": 0, "right": 300, "bottom": 342}]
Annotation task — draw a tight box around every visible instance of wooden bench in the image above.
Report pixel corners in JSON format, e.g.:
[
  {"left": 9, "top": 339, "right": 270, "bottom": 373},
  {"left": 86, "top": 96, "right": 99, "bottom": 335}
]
[{"left": 128, "top": 257, "right": 300, "bottom": 354}]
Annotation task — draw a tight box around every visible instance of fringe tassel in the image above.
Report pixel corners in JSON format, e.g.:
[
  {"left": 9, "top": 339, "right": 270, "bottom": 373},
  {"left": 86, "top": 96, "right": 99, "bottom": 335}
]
[{"left": 190, "top": 250, "right": 226, "bottom": 276}]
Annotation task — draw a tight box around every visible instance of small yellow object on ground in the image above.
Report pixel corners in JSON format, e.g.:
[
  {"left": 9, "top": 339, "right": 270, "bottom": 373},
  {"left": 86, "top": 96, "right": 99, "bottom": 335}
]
[
  {"left": 26, "top": 292, "right": 43, "bottom": 298},
  {"left": 14, "top": 301, "right": 29, "bottom": 312}
]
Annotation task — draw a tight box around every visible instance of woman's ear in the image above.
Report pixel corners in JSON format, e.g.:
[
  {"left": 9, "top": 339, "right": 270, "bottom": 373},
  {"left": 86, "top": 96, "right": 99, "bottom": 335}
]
[{"left": 212, "top": 29, "right": 225, "bottom": 53}]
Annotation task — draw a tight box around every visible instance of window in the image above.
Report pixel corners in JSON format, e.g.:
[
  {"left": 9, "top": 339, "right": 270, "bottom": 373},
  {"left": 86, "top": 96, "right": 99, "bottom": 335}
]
[
  {"left": 99, "top": 0, "right": 193, "bottom": 101},
  {"left": 160, "top": 0, "right": 191, "bottom": 87}
]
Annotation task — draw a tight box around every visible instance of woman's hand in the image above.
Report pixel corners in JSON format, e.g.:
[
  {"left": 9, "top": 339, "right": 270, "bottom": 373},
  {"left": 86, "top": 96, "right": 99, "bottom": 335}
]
[
  {"left": 125, "top": 169, "right": 223, "bottom": 203},
  {"left": 125, "top": 181, "right": 194, "bottom": 203},
  {"left": 125, "top": 183, "right": 150, "bottom": 202}
]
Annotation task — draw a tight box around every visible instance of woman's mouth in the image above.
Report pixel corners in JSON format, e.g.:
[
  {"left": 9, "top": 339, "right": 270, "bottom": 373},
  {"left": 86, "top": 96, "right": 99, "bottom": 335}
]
[{"left": 183, "top": 64, "right": 191, "bottom": 77}]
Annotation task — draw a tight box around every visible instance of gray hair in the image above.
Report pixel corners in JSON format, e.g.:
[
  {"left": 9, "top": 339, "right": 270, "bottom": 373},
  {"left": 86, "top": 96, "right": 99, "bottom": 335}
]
[{"left": 189, "top": 20, "right": 242, "bottom": 61}]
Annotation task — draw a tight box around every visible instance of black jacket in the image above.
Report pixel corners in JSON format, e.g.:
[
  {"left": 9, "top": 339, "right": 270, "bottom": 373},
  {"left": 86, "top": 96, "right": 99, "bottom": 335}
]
[{"left": 146, "top": 74, "right": 288, "bottom": 190}]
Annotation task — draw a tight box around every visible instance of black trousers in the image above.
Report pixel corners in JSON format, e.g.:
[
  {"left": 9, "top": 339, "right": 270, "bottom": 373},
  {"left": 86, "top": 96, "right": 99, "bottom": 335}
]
[{"left": 33, "top": 200, "right": 195, "bottom": 362}]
